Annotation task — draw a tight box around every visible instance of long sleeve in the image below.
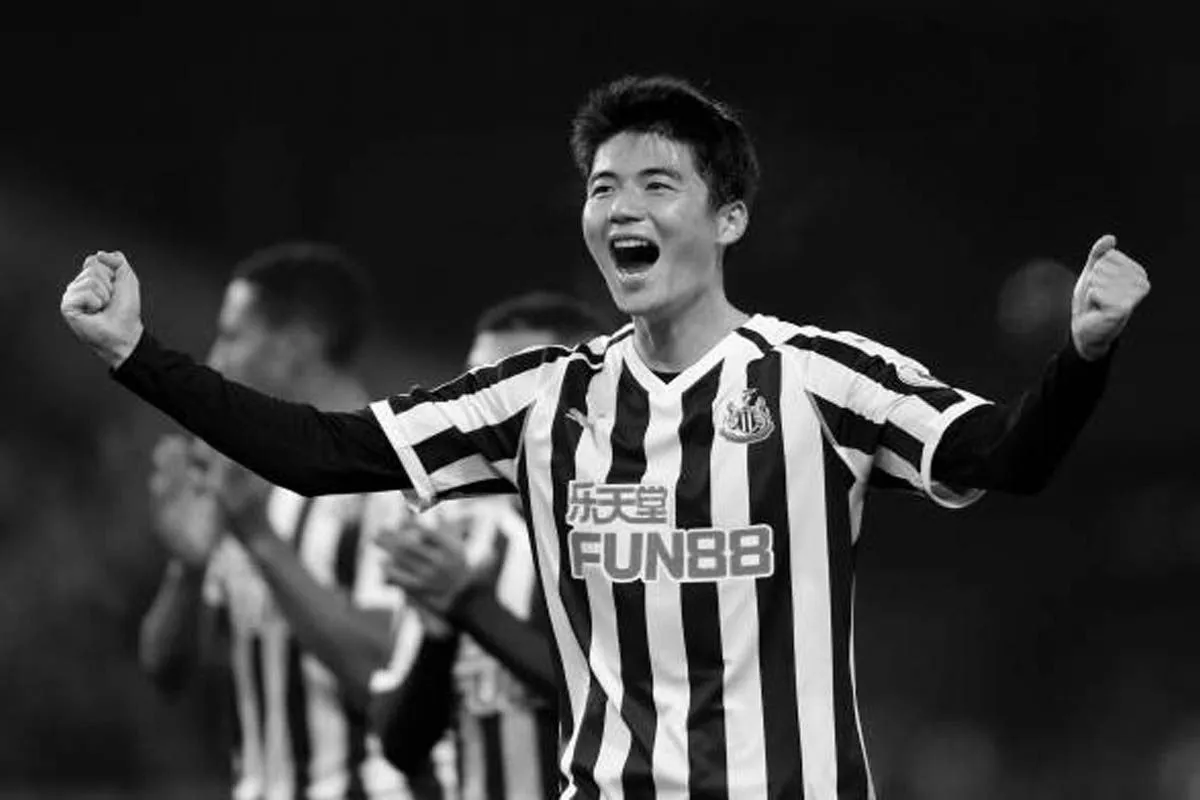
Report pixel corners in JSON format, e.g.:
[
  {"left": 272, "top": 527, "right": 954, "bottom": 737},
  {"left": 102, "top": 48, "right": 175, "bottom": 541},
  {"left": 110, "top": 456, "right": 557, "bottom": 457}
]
[
  {"left": 112, "top": 333, "right": 408, "bottom": 496},
  {"left": 446, "top": 581, "right": 558, "bottom": 703},
  {"left": 932, "top": 342, "right": 1115, "bottom": 494},
  {"left": 370, "top": 631, "right": 460, "bottom": 774}
]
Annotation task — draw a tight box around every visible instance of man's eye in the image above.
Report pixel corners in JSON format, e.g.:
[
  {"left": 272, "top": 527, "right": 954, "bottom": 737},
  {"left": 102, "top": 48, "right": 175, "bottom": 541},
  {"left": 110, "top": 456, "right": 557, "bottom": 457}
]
[
  {"left": 646, "top": 181, "right": 672, "bottom": 192},
  {"left": 589, "top": 184, "right": 613, "bottom": 198}
]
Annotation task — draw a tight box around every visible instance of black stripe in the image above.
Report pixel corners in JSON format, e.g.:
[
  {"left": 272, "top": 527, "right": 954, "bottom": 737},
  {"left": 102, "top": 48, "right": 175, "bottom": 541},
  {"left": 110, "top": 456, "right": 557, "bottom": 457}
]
[
  {"left": 736, "top": 325, "right": 773, "bottom": 355},
  {"left": 823, "top": 440, "right": 870, "bottom": 798},
  {"left": 746, "top": 351, "right": 804, "bottom": 797},
  {"left": 251, "top": 635, "right": 268, "bottom": 777},
  {"left": 286, "top": 640, "right": 312, "bottom": 800},
  {"left": 288, "top": 498, "right": 316, "bottom": 798},
  {"left": 290, "top": 498, "right": 317, "bottom": 552},
  {"left": 332, "top": 516, "right": 368, "bottom": 800},
  {"left": 439, "top": 477, "right": 520, "bottom": 502},
  {"left": 390, "top": 347, "right": 571, "bottom": 411},
  {"left": 549, "top": 359, "right": 604, "bottom": 798},
  {"left": 535, "top": 706, "right": 560, "bottom": 799},
  {"left": 605, "top": 366, "right": 656, "bottom": 797},
  {"left": 811, "top": 394, "right": 925, "bottom": 488},
  {"left": 482, "top": 713, "right": 507, "bottom": 800},
  {"left": 811, "top": 394, "right": 882, "bottom": 456},
  {"left": 413, "top": 408, "right": 529, "bottom": 475},
  {"left": 334, "top": 518, "right": 362, "bottom": 590},
  {"left": 517, "top": 454, "right": 571, "bottom": 799},
  {"left": 786, "top": 332, "right": 964, "bottom": 412},
  {"left": 677, "top": 365, "right": 729, "bottom": 799}
]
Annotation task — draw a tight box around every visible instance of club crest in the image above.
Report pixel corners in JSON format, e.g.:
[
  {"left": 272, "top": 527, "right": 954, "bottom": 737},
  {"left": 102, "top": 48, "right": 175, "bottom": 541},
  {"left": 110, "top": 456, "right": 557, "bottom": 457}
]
[{"left": 717, "top": 388, "right": 775, "bottom": 444}]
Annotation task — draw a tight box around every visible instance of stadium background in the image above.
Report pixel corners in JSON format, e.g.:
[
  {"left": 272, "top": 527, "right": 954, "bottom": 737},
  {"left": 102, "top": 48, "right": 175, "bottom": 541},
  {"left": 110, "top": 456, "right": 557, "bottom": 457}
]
[{"left": 1, "top": 5, "right": 1196, "bottom": 798}]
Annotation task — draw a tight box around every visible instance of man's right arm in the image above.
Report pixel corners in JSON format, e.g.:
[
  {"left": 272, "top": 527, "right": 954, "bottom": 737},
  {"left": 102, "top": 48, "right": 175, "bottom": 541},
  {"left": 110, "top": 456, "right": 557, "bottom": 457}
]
[
  {"left": 114, "top": 334, "right": 408, "bottom": 498},
  {"left": 139, "top": 559, "right": 207, "bottom": 694}
]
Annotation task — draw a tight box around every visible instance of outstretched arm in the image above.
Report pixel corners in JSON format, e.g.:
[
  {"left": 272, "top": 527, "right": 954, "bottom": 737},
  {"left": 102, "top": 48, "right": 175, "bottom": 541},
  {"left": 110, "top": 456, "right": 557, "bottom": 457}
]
[
  {"left": 60, "top": 252, "right": 408, "bottom": 497},
  {"left": 932, "top": 235, "right": 1150, "bottom": 493}
]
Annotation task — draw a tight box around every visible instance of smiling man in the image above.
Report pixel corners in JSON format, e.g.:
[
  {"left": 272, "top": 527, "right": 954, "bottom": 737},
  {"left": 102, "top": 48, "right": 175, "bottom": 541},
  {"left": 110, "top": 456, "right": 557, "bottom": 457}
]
[{"left": 62, "top": 75, "right": 1149, "bottom": 799}]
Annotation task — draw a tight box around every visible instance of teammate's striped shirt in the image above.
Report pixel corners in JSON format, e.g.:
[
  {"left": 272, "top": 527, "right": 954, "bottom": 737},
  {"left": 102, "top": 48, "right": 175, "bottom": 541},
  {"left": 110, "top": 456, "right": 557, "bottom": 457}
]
[
  {"left": 372, "top": 496, "right": 558, "bottom": 800},
  {"left": 117, "top": 315, "right": 1112, "bottom": 800},
  {"left": 204, "top": 488, "right": 415, "bottom": 800}
]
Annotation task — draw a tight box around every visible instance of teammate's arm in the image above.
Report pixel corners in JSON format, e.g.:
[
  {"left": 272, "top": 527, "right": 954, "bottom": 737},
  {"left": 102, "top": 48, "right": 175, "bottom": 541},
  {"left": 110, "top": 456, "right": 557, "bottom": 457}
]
[
  {"left": 369, "top": 616, "right": 459, "bottom": 773},
  {"left": 220, "top": 466, "right": 393, "bottom": 710},
  {"left": 444, "top": 584, "right": 557, "bottom": 701},
  {"left": 139, "top": 559, "right": 207, "bottom": 693},
  {"left": 139, "top": 435, "right": 222, "bottom": 692}
]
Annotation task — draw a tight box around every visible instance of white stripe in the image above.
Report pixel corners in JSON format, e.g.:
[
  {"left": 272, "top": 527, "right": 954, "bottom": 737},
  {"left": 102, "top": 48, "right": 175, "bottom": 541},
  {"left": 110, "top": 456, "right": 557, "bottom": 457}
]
[
  {"left": 501, "top": 708, "right": 543, "bottom": 799},
  {"left": 709, "top": 349, "right": 768, "bottom": 800},
  {"left": 370, "top": 399, "right": 436, "bottom": 505},
  {"left": 426, "top": 453, "right": 514, "bottom": 494},
  {"left": 578, "top": 366, "right": 629, "bottom": 798},
  {"left": 518, "top": 362, "right": 591, "bottom": 797},
  {"left": 643, "top": 387, "right": 690, "bottom": 798},
  {"left": 780, "top": 351, "right": 840, "bottom": 799}
]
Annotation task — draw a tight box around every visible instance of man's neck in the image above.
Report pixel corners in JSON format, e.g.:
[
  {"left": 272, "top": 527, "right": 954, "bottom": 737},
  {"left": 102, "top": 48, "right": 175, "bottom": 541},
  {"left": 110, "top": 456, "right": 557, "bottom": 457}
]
[{"left": 631, "top": 290, "right": 749, "bottom": 374}]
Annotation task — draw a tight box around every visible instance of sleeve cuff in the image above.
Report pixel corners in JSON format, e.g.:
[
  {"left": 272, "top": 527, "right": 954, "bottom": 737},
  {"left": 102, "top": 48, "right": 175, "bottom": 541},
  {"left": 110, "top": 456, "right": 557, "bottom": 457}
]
[
  {"left": 920, "top": 397, "right": 991, "bottom": 509},
  {"left": 369, "top": 400, "right": 436, "bottom": 508}
]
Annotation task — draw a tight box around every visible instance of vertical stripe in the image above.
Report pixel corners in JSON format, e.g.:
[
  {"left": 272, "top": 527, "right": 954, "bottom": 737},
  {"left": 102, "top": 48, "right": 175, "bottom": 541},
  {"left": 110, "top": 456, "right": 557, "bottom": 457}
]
[
  {"left": 578, "top": 365, "right": 630, "bottom": 796},
  {"left": 783, "top": 360, "right": 840, "bottom": 797},
  {"left": 605, "top": 367, "right": 655, "bottom": 797},
  {"left": 522, "top": 501, "right": 568, "bottom": 800},
  {"left": 535, "top": 706, "right": 560, "bottom": 799},
  {"left": 643, "top": 388, "right": 688, "bottom": 795},
  {"left": 286, "top": 499, "right": 315, "bottom": 799},
  {"left": 709, "top": 352, "right": 769, "bottom": 799},
  {"left": 823, "top": 441, "right": 870, "bottom": 798},
  {"left": 481, "top": 714, "right": 507, "bottom": 800},
  {"left": 746, "top": 352, "right": 804, "bottom": 798},
  {"left": 332, "top": 517, "right": 369, "bottom": 800},
  {"left": 541, "top": 358, "right": 603, "bottom": 797},
  {"left": 251, "top": 634, "right": 269, "bottom": 780},
  {"left": 286, "top": 641, "right": 312, "bottom": 800},
  {"left": 499, "top": 704, "right": 542, "bottom": 800},
  {"left": 677, "top": 367, "right": 729, "bottom": 798}
]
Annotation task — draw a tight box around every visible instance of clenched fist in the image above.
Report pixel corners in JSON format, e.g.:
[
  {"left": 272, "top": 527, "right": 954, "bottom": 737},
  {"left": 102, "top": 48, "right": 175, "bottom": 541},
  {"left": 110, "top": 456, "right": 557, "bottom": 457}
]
[
  {"left": 1071, "top": 235, "right": 1151, "bottom": 361},
  {"left": 60, "top": 250, "right": 144, "bottom": 368}
]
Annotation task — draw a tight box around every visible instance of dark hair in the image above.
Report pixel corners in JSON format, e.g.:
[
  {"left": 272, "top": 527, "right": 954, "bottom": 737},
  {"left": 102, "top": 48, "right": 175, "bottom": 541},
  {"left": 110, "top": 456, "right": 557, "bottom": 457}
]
[
  {"left": 475, "top": 291, "right": 610, "bottom": 345},
  {"left": 571, "top": 75, "right": 761, "bottom": 210},
  {"left": 232, "top": 242, "right": 371, "bottom": 366}
]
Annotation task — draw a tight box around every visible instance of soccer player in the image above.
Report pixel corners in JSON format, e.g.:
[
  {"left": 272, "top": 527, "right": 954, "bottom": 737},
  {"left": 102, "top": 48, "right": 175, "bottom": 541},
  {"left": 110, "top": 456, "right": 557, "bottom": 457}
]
[
  {"left": 135, "top": 243, "right": 446, "bottom": 800},
  {"left": 63, "top": 76, "right": 1150, "bottom": 799},
  {"left": 370, "top": 292, "right": 607, "bottom": 800}
]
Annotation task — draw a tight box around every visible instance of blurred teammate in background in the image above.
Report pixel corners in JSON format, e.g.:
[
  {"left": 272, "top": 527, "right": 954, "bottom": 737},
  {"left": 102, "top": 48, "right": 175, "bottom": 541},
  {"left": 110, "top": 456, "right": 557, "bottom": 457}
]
[
  {"left": 137, "top": 243, "right": 446, "bottom": 800},
  {"left": 369, "top": 292, "right": 606, "bottom": 799}
]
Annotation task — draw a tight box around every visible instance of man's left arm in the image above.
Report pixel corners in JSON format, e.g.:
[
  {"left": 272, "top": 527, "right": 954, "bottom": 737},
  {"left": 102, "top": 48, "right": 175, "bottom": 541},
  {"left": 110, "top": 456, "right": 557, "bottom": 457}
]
[{"left": 932, "top": 234, "right": 1150, "bottom": 493}]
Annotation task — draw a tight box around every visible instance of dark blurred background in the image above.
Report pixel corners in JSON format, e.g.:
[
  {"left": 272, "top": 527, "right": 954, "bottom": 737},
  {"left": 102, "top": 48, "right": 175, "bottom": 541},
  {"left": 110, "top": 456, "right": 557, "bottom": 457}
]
[{"left": 1, "top": 5, "right": 1197, "bottom": 798}]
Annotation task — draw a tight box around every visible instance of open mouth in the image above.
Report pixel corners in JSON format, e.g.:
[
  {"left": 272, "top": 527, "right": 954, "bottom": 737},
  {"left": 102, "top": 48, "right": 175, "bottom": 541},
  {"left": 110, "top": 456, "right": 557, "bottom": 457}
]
[{"left": 609, "top": 236, "right": 660, "bottom": 273}]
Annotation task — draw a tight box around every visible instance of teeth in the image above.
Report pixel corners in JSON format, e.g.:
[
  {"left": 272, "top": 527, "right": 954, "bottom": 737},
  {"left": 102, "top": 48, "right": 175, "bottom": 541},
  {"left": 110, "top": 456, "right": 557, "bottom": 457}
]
[{"left": 611, "top": 238, "right": 652, "bottom": 248}]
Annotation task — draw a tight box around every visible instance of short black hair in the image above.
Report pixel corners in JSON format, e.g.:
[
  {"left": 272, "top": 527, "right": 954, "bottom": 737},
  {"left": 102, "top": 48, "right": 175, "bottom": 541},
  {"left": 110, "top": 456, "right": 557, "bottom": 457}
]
[
  {"left": 475, "top": 291, "right": 610, "bottom": 345},
  {"left": 571, "top": 75, "right": 761, "bottom": 210},
  {"left": 231, "top": 242, "right": 371, "bottom": 366}
]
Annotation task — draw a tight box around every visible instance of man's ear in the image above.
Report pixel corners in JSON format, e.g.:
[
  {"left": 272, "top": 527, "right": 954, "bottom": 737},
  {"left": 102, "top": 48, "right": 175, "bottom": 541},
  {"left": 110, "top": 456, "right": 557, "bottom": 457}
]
[{"left": 716, "top": 200, "right": 749, "bottom": 246}]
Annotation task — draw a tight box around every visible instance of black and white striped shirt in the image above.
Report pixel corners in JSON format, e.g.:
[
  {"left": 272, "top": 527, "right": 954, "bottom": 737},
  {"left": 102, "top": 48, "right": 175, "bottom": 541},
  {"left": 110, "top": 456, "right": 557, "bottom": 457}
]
[
  {"left": 116, "top": 314, "right": 1113, "bottom": 800},
  {"left": 367, "top": 314, "right": 992, "bottom": 799},
  {"left": 205, "top": 489, "right": 412, "bottom": 800}
]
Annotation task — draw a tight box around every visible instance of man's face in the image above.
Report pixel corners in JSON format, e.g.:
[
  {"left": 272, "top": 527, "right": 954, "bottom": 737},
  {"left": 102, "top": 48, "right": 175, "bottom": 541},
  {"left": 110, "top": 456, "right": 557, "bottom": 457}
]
[
  {"left": 466, "top": 328, "right": 563, "bottom": 369},
  {"left": 582, "top": 132, "right": 740, "bottom": 321},
  {"left": 206, "top": 279, "right": 294, "bottom": 393}
]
